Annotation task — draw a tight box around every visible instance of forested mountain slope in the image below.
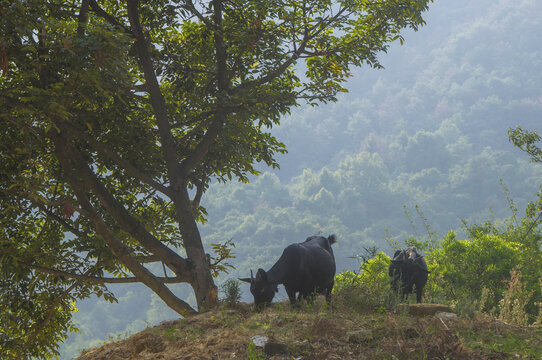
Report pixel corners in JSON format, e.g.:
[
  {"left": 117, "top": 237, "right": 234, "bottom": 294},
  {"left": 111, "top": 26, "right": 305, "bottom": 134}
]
[{"left": 61, "top": 1, "right": 542, "bottom": 358}]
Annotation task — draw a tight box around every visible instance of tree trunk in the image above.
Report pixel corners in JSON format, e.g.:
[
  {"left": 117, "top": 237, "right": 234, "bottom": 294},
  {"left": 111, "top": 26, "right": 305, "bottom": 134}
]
[{"left": 175, "top": 186, "right": 218, "bottom": 312}]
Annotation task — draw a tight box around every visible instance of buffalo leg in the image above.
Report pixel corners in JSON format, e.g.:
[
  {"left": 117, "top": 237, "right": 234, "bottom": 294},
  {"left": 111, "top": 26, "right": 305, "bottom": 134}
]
[
  {"left": 325, "top": 281, "right": 334, "bottom": 303},
  {"left": 415, "top": 286, "right": 423, "bottom": 303},
  {"left": 285, "top": 288, "right": 297, "bottom": 305}
]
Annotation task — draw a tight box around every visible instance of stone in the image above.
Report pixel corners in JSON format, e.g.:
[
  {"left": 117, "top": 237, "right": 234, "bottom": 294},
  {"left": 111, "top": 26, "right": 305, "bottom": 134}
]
[
  {"left": 400, "top": 303, "right": 452, "bottom": 316},
  {"left": 249, "top": 335, "right": 268, "bottom": 347},
  {"left": 263, "top": 342, "right": 289, "bottom": 356},
  {"left": 435, "top": 311, "right": 458, "bottom": 321}
]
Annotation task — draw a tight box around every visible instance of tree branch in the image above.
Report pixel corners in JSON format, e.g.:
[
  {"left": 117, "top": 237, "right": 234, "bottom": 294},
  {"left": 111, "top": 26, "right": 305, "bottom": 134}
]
[
  {"left": 231, "top": 7, "right": 349, "bottom": 94},
  {"left": 53, "top": 134, "right": 197, "bottom": 316},
  {"left": 61, "top": 121, "right": 173, "bottom": 198},
  {"left": 18, "top": 262, "right": 185, "bottom": 284},
  {"left": 191, "top": 180, "right": 204, "bottom": 212},
  {"left": 36, "top": 200, "right": 86, "bottom": 238},
  {"left": 76, "top": 0, "right": 90, "bottom": 37},
  {"left": 178, "top": 116, "right": 223, "bottom": 178},
  {"left": 177, "top": 0, "right": 227, "bottom": 178},
  {"left": 62, "top": 137, "right": 192, "bottom": 280},
  {"left": 88, "top": 0, "right": 133, "bottom": 35},
  {"left": 175, "top": 114, "right": 214, "bottom": 145},
  {"left": 135, "top": 254, "right": 162, "bottom": 263},
  {"left": 184, "top": 0, "right": 215, "bottom": 28},
  {"left": 126, "top": 0, "right": 182, "bottom": 186},
  {"left": 232, "top": 42, "right": 307, "bottom": 94}
]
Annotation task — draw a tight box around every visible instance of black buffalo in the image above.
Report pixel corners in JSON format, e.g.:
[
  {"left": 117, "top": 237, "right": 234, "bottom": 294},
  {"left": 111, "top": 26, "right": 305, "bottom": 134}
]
[
  {"left": 240, "top": 235, "right": 337, "bottom": 309},
  {"left": 389, "top": 247, "right": 430, "bottom": 303}
]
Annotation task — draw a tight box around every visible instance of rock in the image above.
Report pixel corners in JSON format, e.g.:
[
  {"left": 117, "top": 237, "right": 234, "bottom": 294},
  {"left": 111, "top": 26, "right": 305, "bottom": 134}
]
[
  {"left": 346, "top": 329, "right": 373, "bottom": 343},
  {"left": 250, "top": 335, "right": 268, "bottom": 347},
  {"left": 263, "top": 342, "right": 289, "bottom": 356},
  {"left": 435, "top": 311, "right": 458, "bottom": 321},
  {"left": 400, "top": 303, "right": 452, "bottom": 316}
]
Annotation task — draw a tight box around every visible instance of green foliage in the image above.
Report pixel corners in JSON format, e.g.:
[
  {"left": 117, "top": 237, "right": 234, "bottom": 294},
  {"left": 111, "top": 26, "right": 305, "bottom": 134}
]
[
  {"left": 509, "top": 126, "right": 542, "bottom": 163},
  {"left": 209, "top": 240, "right": 236, "bottom": 278},
  {"left": 459, "top": 322, "right": 542, "bottom": 359},
  {"left": 420, "top": 194, "right": 541, "bottom": 322},
  {"left": 427, "top": 230, "right": 523, "bottom": 310},
  {"left": 220, "top": 279, "right": 242, "bottom": 307},
  {"left": 333, "top": 252, "right": 396, "bottom": 311},
  {"left": 246, "top": 341, "right": 265, "bottom": 360}
]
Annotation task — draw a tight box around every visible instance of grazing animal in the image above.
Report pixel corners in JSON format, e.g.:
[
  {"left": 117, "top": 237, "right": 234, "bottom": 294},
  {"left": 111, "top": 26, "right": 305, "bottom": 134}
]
[
  {"left": 240, "top": 235, "right": 337, "bottom": 309},
  {"left": 388, "top": 247, "right": 430, "bottom": 303}
]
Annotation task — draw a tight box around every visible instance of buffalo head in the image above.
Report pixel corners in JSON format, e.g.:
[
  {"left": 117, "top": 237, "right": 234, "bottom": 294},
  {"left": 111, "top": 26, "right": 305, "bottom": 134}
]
[
  {"left": 390, "top": 247, "right": 430, "bottom": 273},
  {"left": 239, "top": 268, "right": 278, "bottom": 309}
]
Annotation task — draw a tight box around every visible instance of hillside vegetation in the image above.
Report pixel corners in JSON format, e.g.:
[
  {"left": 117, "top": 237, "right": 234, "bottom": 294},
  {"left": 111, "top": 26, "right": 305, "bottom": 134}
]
[{"left": 76, "top": 299, "right": 541, "bottom": 360}]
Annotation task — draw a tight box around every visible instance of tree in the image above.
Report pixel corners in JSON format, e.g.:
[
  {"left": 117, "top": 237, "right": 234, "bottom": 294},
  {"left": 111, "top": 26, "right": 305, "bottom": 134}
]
[
  {"left": 0, "top": 0, "right": 432, "bottom": 357},
  {"left": 509, "top": 126, "right": 542, "bottom": 164}
]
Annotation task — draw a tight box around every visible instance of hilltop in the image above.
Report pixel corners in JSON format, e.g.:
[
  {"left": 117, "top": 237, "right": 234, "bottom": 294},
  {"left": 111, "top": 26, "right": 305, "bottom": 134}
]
[{"left": 77, "top": 300, "right": 541, "bottom": 360}]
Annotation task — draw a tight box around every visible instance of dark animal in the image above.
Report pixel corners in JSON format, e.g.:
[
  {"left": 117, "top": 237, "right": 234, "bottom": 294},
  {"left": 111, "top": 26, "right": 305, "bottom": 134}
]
[
  {"left": 388, "top": 247, "right": 430, "bottom": 303},
  {"left": 240, "top": 235, "right": 337, "bottom": 309}
]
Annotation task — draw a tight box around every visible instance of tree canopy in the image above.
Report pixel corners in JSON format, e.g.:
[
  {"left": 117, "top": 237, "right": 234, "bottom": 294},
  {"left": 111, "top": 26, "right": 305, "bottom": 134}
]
[{"left": 0, "top": 0, "right": 432, "bottom": 357}]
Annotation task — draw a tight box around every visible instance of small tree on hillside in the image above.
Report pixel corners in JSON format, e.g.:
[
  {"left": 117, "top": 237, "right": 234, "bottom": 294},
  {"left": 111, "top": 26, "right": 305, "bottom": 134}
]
[{"left": 0, "top": 0, "right": 432, "bottom": 357}]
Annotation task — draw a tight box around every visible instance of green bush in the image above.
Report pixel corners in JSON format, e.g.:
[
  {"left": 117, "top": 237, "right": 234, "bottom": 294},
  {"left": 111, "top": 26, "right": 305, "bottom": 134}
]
[
  {"left": 427, "top": 230, "right": 522, "bottom": 310},
  {"left": 220, "top": 279, "right": 242, "bottom": 306},
  {"left": 333, "top": 252, "right": 399, "bottom": 312},
  {"left": 423, "top": 206, "right": 542, "bottom": 322}
]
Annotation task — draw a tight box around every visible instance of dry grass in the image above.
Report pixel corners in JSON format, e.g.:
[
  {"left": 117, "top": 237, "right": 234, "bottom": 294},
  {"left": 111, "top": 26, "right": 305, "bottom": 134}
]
[{"left": 77, "top": 298, "right": 541, "bottom": 360}]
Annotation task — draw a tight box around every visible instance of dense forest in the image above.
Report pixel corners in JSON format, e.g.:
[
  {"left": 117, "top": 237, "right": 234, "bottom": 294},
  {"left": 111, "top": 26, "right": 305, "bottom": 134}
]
[{"left": 12, "top": 0, "right": 542, "bottom": 358}]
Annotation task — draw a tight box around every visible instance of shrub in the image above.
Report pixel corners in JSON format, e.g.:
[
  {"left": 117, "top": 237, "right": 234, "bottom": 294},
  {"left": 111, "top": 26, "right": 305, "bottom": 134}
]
[
  {"left": 427, "top": 230, "right": 522, "bottom": 311},
  {"left": 333, "top": 252, "right": 398, "bottom": 312},
  {"left": 220, "top": 279, "right": 242, "bottom": 306}
]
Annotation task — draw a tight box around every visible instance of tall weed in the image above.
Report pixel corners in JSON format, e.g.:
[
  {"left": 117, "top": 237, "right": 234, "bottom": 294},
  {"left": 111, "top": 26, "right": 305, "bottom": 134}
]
[{"left": 498, "top": 267, "right": 532, "bottom": 326}]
